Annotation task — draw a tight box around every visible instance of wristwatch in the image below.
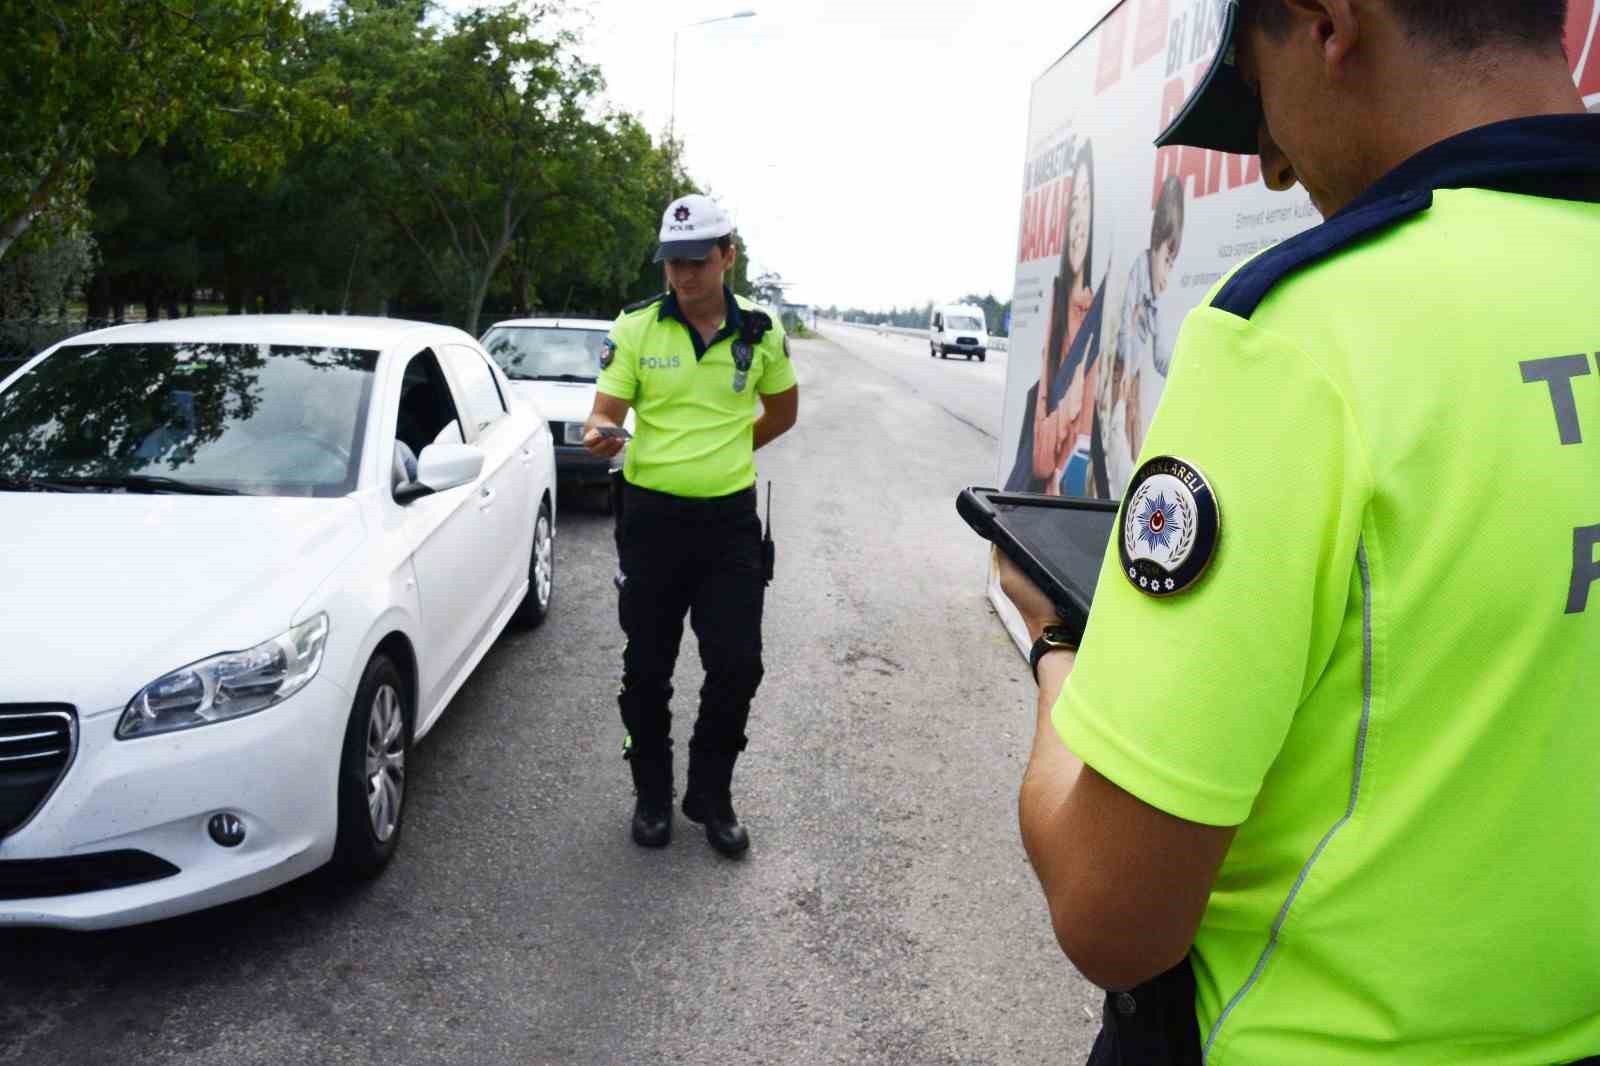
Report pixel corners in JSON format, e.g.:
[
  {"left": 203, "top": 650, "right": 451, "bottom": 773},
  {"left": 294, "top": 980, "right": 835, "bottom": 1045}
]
[{"left": 1029, "top": 623, "right": 1080, "bottom": 683}]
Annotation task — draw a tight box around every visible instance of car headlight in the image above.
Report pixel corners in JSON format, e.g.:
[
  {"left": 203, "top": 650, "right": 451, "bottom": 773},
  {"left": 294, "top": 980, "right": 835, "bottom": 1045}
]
[{"left": 118, "top": 614, "right": 330, "bottom": 739}]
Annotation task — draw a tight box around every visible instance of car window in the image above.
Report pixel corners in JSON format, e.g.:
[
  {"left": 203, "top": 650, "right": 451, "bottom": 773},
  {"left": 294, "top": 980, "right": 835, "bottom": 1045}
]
[
  {"left": 480, "top": 327, "right": 606, "bottom": 381},
  {"left": 442, "top": 345, "right": 507, "bottom": 435},
  {"left": 947, "top": 315, "right": 984, "bottom": 331},
  {"left": 0, "top": 341, "right": 377, "bottom": 497},
  {"left": 395, "top": 349, "right": 465, "bottom": 458}
]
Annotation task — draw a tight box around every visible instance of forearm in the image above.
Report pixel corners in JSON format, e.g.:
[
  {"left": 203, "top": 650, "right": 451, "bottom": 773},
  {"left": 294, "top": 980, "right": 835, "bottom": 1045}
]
[
  {"left": 753, "top": 389, "right": 798, "bottom": 451},
  {"left": 753, "top": 412, "right": 793, "bottom": 450},
  {"left": 1018, "top": 653, "right": 1083, "bottom": 889}
]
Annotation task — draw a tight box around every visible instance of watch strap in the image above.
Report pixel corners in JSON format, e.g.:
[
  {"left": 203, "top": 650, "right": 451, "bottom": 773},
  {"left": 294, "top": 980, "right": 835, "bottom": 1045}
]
[{"left": 1029, "top": 624, "right": 1080, "bottom": 683}]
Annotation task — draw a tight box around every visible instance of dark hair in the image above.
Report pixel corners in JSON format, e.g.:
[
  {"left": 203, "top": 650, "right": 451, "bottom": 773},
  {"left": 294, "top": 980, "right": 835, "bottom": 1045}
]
[
  {"left": 715, "top": 233, "right": 736, "bottom": 254},
  {"left": 1243, "top": 0, "right": 1569, "bottom": 53},
  {"left": 1151, "top": 175, "right": 1186, "bottom": 253},
  {"left": 1059, "top": 138, "right": 1096, "bottom": 295}
]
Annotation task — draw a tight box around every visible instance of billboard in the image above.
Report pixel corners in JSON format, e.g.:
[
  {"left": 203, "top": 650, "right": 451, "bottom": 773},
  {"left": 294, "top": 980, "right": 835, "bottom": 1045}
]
[{"left": 989, "top": 0, "right": 1600, "bottom": 649}]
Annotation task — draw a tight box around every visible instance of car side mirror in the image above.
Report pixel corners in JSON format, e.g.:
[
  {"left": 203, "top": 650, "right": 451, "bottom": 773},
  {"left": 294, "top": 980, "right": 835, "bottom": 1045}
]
[{"left": 394, "top": 442, "right": 484, "bottom": 504}]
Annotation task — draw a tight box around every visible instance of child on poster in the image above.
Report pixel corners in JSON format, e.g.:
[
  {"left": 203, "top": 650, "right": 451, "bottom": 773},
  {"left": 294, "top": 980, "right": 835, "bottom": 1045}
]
[{"left": 1096, "top": 174, "right": 1185, "bottom": 498}]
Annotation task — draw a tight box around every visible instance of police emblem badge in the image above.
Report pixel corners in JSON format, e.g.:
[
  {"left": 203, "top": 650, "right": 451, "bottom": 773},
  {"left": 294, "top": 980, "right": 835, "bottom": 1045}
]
[
  {"left": 1118, "top": 456, "right": 1220, "bottom": 597},
  {"left": 731, "top": 340, "right": 753, "bottom": 393},
  {"left": 600, "top": 338, "right": 617, "bottom": 370}
]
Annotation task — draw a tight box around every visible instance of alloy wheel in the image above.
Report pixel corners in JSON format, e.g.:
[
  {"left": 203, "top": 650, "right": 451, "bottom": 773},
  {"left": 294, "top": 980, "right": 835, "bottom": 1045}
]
[
  {"left": 365, "top": 684, "right": 406, "bottom": 843},
  {"left": 533, "top": 512, "right": 553, "bottom": 608}
]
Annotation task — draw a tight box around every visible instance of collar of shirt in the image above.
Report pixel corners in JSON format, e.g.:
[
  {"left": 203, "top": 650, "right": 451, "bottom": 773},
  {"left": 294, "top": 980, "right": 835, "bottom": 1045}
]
[
  {"left": 659, "top": 285, "right": 744, "bottom": 361},
  {"left": 1341, "top": 113, "right": 1600, "bottom": 218}
]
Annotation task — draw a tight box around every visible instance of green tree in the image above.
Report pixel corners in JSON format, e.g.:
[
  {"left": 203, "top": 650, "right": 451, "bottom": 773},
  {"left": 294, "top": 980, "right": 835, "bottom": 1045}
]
[
  {"left": 328, "top": 1, "right": 639, "bottom": 334},
  {"left": 0, "top": 0, "right": 325, "bottom": 263}
]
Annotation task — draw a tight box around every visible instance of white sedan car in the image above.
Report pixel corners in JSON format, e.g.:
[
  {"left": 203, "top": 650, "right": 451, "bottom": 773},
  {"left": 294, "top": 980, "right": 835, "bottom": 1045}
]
[
  {"left": 479, "top": 317, "right": 634, "bottom": 504},
  {"left": 0, "top": 315, "right": 556, "bottom": 929}
]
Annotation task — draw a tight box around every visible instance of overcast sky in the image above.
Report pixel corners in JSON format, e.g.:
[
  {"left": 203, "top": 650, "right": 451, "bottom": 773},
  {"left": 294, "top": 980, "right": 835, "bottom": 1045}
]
[{"left": 573, "top": 1, "right": 1114, "bottom": 310}]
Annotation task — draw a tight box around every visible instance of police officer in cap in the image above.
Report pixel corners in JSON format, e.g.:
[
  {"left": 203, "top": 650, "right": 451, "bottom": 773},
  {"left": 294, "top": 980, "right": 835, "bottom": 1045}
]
[
  {"left": 584, "top": 193, "right": 798, "bottom": 857},
  {"left": 998, "top": 0, "right": 1600, "bottom": 1061}
]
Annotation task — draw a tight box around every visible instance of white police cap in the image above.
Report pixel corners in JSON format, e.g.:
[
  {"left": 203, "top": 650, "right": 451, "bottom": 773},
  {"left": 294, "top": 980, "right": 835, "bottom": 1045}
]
[{"left": 654, "top": 194, "right": 734, "bottom": 263}]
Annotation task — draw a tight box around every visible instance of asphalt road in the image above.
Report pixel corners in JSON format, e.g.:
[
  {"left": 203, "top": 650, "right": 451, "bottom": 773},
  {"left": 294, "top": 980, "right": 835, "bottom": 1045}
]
[
  {"left": 0, "top": 330, "right": 1100, "bottom": 1066},
  {"left": 818, "top": 323, "right": 1009, "bottom": 443}
]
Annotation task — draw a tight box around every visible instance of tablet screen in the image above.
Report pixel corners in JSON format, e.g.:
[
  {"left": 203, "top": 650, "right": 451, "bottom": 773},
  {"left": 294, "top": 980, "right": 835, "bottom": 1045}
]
[{"left": 994, "top": 501, "right": 1117, "bottom": 604}]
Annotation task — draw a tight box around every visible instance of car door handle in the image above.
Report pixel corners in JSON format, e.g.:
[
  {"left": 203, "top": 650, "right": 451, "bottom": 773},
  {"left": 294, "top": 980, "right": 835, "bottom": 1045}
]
[{"left": 478, "top": 486, "right": 496, "bottom": 511}]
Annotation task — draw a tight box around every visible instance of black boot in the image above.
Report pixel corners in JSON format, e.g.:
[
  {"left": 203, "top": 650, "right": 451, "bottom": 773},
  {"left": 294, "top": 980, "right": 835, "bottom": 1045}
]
[
  {"left": 682, "top": 749, "right": 749, "bottom": 857},
  {"left": 627, "top": 746, "right": 673, "bottom": 848}
]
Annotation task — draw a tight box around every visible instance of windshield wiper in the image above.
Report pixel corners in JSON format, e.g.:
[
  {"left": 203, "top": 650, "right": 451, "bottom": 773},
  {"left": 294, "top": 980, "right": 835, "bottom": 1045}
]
[
  {"left": 526, "top": 373, "right": 596, "bottom": 383},
  {"left": 0, "top": 476, "right": 93, "bottom": 493},
  {"left": 41, "top": 474, "right": 245, "bottom": 496}
]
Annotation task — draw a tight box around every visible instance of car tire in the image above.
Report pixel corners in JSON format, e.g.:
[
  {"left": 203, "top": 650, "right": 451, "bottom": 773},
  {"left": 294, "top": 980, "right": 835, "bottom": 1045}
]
[
  {"left": 930, "top": 344, "right": 936, "bottom": 359},
  {"left": 330, "top": 654, "right": 410, "bottom": 881},
  {"left": 513, "top": 498, "right": 554, "bottom": 628},
  {"left": 978, "top": 352, "right": 987, "bottom": 363}
]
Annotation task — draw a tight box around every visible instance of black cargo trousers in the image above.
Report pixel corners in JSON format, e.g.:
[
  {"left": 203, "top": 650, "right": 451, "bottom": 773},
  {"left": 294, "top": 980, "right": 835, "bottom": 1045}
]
[{"left": 614, "top": 480, "right": 765, "bottom": 760}]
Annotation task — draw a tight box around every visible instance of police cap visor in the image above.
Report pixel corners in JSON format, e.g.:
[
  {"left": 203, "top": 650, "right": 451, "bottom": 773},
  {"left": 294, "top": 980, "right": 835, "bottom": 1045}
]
[
  {"left": 654, "top": 238, "right": 719, "bottom": 263},
  {"left": 1154, "top": 0, "right": 1263, "bottom": 155}
]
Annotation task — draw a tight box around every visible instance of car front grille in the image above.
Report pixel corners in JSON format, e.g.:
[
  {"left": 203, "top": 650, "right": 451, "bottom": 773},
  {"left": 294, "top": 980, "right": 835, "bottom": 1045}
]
[
  {"left": 957, "top": 336, "right": 978, "bottom": 345},
  {"left": 0, "top": 851, "right": 180, "bottom": 900},
  {"left": 0, "top": 705, "right": 76, "bottom": 840}
]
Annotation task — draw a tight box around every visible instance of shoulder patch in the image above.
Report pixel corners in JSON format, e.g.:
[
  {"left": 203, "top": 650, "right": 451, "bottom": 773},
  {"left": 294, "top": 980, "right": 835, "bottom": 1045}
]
[
  {"left": 1119, "top": 456, "right": 1220, "bottom": 598},
  {"left": 622, "top": 292, "right": 667, "bottom": 315},
  {"left": 599, "top": 337, "right": 616, "bottom": 369},
  {"left": 1210, "top": 190, "right": 1432, "bottom": 320}
]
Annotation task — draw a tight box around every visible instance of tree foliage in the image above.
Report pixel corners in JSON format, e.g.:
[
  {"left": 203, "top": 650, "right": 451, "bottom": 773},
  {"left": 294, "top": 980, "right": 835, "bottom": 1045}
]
[
  {"left": 19, "top": 0, "right": 760, "bottom": 335},
  {"left": 0, "top": 0, "right": 329, "bottom": 262}
]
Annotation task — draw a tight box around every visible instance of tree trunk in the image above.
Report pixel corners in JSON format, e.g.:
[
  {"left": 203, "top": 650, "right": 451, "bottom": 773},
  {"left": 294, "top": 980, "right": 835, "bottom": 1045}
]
[
  {"left": 0, "top": 155, "right": 71, "bottom": 265},
  {"left": 143, "top": 294, "right": 160, "bottom": 322},
  {"left": 87, "top": 274, "right": 110, "bottom": 321}
]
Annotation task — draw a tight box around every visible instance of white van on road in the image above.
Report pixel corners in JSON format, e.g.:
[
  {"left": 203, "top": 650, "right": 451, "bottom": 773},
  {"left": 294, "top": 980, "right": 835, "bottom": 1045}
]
[{"left": 929, "top": 304, "right": 990, "bottom": 362}]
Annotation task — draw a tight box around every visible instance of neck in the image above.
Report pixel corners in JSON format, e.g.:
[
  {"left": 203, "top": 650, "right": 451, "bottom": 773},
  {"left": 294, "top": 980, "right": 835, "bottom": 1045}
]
[
  {"left": 1351, "top": 46, "right": 1584, "bottom": 203},
  {"left": 677, "top": 286, "right": 726, "bottom": 329}
]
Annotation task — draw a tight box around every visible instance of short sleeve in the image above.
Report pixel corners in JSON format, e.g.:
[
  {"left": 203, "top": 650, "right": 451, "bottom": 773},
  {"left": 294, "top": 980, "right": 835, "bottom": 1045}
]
[
  {"left": 1054, "top": 308, "right": 1373, "bottom": 826},
  {"left": 596, "top": 314, "right": 638, "bottom": 402},
  {"left": 756, "top": 313, "right": 797, "bottom": 395}
]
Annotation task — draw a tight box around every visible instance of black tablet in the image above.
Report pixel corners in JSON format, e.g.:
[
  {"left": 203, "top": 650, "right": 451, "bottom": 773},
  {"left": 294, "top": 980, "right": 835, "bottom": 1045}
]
[{"left": 957, "top": 487, "right": 1118, "bottom": 639}]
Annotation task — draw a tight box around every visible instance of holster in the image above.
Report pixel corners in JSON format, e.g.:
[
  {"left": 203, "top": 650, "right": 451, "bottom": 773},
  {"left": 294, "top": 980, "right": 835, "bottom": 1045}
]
[{"left": 1085, "top": 959, "right": 1202, "bottom": 1066}]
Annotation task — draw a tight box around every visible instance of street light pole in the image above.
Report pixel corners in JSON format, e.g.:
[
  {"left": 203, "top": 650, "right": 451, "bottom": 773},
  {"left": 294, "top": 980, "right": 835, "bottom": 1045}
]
[{"left": 667, "top": 10, "right": 755, "bottom": 184}]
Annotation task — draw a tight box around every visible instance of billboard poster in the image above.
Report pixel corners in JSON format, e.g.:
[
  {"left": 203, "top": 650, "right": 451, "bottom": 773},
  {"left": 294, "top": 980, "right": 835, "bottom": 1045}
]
[{"left": 988, "top": 0, "right": 1600, "bottom": 649}]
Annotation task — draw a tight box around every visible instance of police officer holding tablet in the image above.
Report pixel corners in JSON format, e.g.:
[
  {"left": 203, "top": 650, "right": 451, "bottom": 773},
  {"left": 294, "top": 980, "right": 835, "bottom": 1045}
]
[
  {"left": 998, "top": 1, "right": 1600, "bottom": 1061},
  {"left": 584, "top": 193, "right": 798, "bottom": 857}
]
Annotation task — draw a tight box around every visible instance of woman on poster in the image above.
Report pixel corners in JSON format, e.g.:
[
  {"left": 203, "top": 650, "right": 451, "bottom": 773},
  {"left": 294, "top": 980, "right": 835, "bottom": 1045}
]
[{"left": 1004, "top": 140, "right": 1097, "bottom": 493}]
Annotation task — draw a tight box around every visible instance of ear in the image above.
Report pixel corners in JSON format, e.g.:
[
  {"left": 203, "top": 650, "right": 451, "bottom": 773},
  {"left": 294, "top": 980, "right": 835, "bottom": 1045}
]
[{"left": 1282, "top": 0, "right": 1361, "bottom": 76}]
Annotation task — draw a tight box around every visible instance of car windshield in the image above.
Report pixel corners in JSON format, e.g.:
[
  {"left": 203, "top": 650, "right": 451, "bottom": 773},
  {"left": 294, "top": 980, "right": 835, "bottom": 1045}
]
[
  {"left": 947, "top": 315, "right": 984, "bottom": 331},
  {"left": 0, "top": 342, "right": 378, "bottom": 498},
  {"left": 481, "top": 327, "right": 607, "bottom": 381}
]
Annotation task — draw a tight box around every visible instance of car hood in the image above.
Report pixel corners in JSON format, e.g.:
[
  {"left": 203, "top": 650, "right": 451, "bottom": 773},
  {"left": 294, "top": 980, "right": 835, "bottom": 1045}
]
[
  {"left": 509, "top": 380, "right": 597, "bottom": 424},
  {"left": 0, "top": 493, "right": 366, "bottom": 714}
]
